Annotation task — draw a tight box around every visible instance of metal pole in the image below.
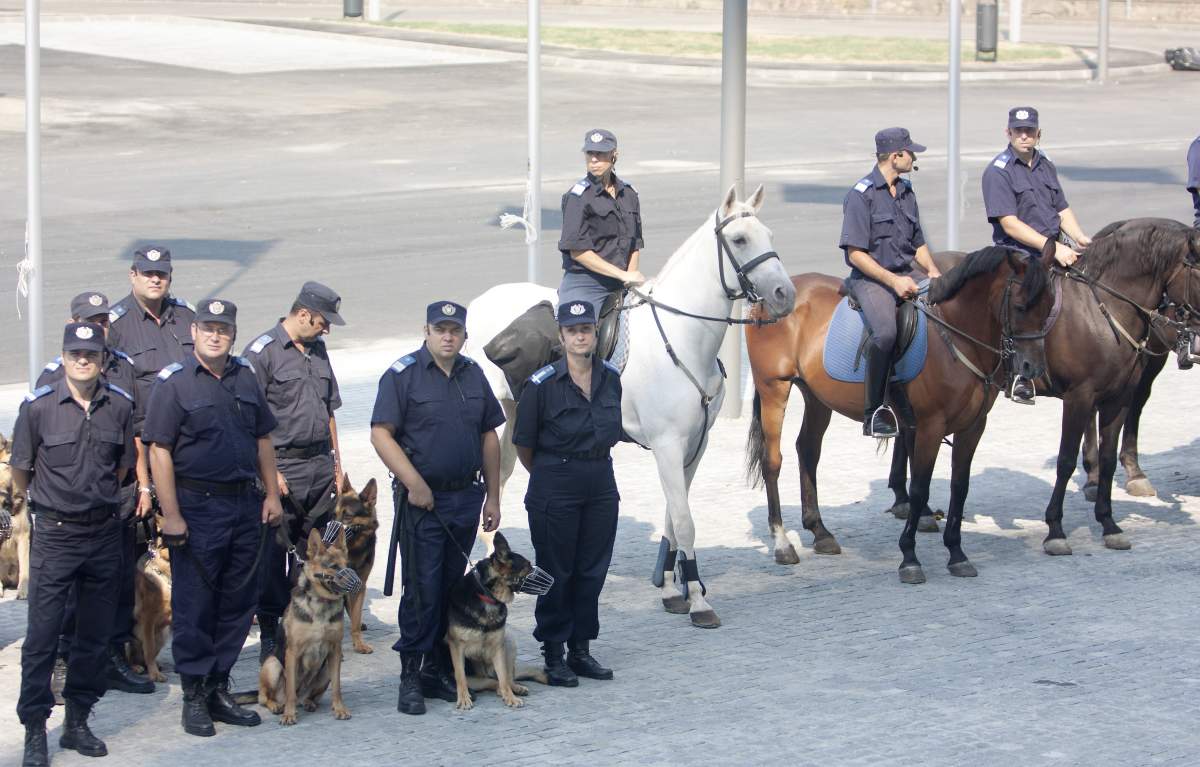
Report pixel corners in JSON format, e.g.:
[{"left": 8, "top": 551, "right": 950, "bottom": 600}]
[
  {"left": 947, "top": 0, "right": 961, "bottom": 250},
  {"left": 25, "top": 0, "right": 43, "bottom": 386},
  {"left": 365, "top": 0, "right": 381, "bottom": 22},
  {"left": 1097, "top": 0, "right": 1110, "bottom": 83},
  {"left": 1124, "top": 0, "right": 1131, "bottom": 18},
  {"left": 526, "top": 0, "right": 541, "bottom": 284},
  {"left": 1009, "top": 0, "right": 1022, "bottom": 43},
  {"left": 718, "top": 0, "right": 747, "bottom": 418}
]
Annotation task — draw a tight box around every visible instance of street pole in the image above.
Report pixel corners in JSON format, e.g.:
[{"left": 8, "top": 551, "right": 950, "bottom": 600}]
[
  {"left": 25, "top": 0, "right": 43, "bottom": 386},
  {"left": 1009, "top": 0, "right": 1022, "bottom": 43},
  {"left": 718, "top": 0, "right": 747, "bottom": 418},
  {"left": 527, "top": 0, "right": 541, "bottom": 284},
  {"left": 365, "top": 0, "right": 380, "bottom": 22},
  {"left": 947, "top": 0, "right": 961, "bottom": 250},
  {"left": 1097, "top": 0, "right": 1110, "bottom": 83}
]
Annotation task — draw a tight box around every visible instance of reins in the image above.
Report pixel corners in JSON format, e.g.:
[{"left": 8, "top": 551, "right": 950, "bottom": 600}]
[{"left": 1060, "top": 263, "right": 1188, "bottom": 357}]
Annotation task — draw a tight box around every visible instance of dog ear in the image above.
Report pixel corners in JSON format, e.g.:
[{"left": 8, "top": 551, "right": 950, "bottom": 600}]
[
  {"left": 492, "top": 531, "right": 511, "bottom": 559},
  {"left": 359, "top": 478, "right": 378, "bottom": 507},
  {"left": 339, "top": 472, "right": 352, "bottom": 495},
  {"left": 306, "top": 528, "right": 323, "bottom": 560}
]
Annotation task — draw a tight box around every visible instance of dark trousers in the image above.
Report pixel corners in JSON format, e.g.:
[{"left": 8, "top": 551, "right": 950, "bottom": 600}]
[
  {"left": 18, "top": 514, "right": 121, "bottom": 723},
  {"left": 257, "top": 454, "right": 335, "bottom": 623},
  {"left": 170, "top": 487, "right": 261, "bottom": 677},
  {"left": 392, "top": 487, "right": 483, "bottom": 655},
  {"left": 846, "top": 268, "right": 926, "bottom": 354},
  {"left": 526, "top": 457, "right": 620, "bottom": 644}
]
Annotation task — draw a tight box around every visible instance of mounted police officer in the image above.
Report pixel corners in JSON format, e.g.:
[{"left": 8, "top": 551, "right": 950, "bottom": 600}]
[
  {"left": 1187, "top": 133, "right": 1199, "bottom": 228},
  {"left": 982, "top": 107, "right": 1091, "bottom": 402},
  {"left": 839, "top": 127, "right": 942, "bottom": 438},
  {"left": 14, "top": 322, "right": 136, "bottom": 766},
  {"left": 142, "top": 299, "right": 283, "bottom": 737},
  {"left": 558, "top": 128, "right": 646, "bottom": 314},
  {"left": 513, "top": 300, "right": 622, "bottom": 686},
  {"left": 370, "top": 301, "right": 504, "bottom": 716},
  {"left": 243, "top": 282, "right": 345, "bottom": 663}
]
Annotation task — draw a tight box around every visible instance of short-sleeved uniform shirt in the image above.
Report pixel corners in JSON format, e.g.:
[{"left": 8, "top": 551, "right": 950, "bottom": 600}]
[
  {"left": 141, "top": 354, "right": 277, "bottom": 483},
  {"left": 11, "top": 379, "right": 136, "bottom": 512},
  {"left": 36, "top": 347, "right": 136, "bottom": 404},
  {"left": 370, "top": 346, "right": 505, "bottom": 486},
  {"left": 513, "top": 356, "right": 623, "bottom": 463},
  {"left": 107, "top": 294, "right": 196, "bottom": 430},
  {"left": 981, "top": 147, "right": 1069, "bottom": 255},
  {"left": 839, "top": 166, "right": 926, "bottom": 278},
  {"left": 1187, "top": 135, "right": 1200, "bottom": 228},
  {"left": 558, "top": 173, "right": 643, "bottom": 290},
  {"left": 242, "top": 323, "right": 342, "bottom": 450}
]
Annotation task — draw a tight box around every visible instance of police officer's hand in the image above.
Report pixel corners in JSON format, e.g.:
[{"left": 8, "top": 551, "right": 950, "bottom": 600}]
[
  {"left": 276, "top": 471, "right": 290, "bottom": 497},
  {"left": 161, "top": 514, "right": 187, "bottom": 540},
  {"left": 481, "top": 497, "right": 501, "bottom": 533},
  {"left": 262, "top": 493, "right": 284, "bottom": 526},
  {"left": 136, "top": 489, "right": 154, "bottom": 519},
  {"left": 407, "top": 481, "right": 435, "bottom": 511},
  {"left": 623, "top": 270, "right": 647, "bottom": 287},
  {"left": 891, "top": 275, "right": 920, "bottom": 300},
  {"left": 1075, "top": 235, "right": 1092, "bottom": 249},
  {"left": 1053, "top": 241, "right": 1079, "bottom": 267}
]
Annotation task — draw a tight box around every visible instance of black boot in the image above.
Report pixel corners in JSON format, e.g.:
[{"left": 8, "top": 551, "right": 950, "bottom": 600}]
[
  {"left": 541, "top": 642, "right": 579, "bottom": 687},
  {"left": 397, "top": 653, "right": 426, "bottom": 715},
  {"left": 180, "top": 674, "right": 215, "bottom": 737},
  {"left": 106, "top": 643, "right": 154, "bottom": 694},
  {"left": 418, "top": 650, "right": 458, "bottom": 702},
  {"left": 258, "top": 616, "right": 278, "bottom": 665},
  {"left": 22, "top": 717, "right": 48, "bottom": 767},
  {"left": 567, "top": 640, "right": 613, "bottom": 680},
  {"left": 863, "top": 345, "right": 899, "bottom": 438},
  {"left": 206, "top": 671, "right": 261, "bottom": 727},
  {"left": 59, "top": 700, "right": 107, "bottom": 757}
]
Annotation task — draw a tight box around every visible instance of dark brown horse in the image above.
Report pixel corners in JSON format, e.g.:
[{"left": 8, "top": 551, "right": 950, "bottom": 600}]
[{"left": 745, "top": 245, "right": 1055, "bottom": 584}]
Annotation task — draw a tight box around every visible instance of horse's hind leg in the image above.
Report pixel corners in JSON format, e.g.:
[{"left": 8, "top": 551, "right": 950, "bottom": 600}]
[
  {"left": 1119, "top": 356, "right": 1164, "bottom": 498},
  {"left": 944, "top": 417, "right": 986, "bottom": 578},
  {"left": 1094, "top": 399, "right": 1132, "bottom": 550},
  {"left": 754, "top": 378, "right": 800, "bottom": 564},
  {"left": 898, "top": 423, "right": 943, "bottom": 584},
  {"left": 796, "top": 385, "right": 840, "bottom": 555},
  {"left": 1044, "top": 394, "right": 1093, "bottom": 556}
]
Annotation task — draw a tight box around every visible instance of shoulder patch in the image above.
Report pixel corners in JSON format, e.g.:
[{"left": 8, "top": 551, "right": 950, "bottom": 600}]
[
  {"left": 105, "top": 383, "right": 134, "bottom": 402},
  {"left": 602, "top": 359, "right": 621, "bottom": 375},
  {"left": 24, "top": 384, "right": 53, "bottom": 403},
  {"left": 853, "top": 178, "right": 871, "bottom": 193},
  {"left": 570, "top": 179, "right": 589, "bottom": 197},
  {"left": 110, "top": 348, "right": 132, "bottom": 364},
  {"left": 232, "top": 356, "right": 254, "bottom": 373},
  {"left": 108, "top": 303, "right": 127, "bottom": 323},
  {"left": 460, "top": 354, "right": 477, "bottom": 366},
  {"left": 992, "top": 153, "right": 1010, "bottom": 169},
  {"left": 157, "top": 362, "right": 183, "bottom": 381},
  {"left": 390, "top": 354, "right": 417, "bottom": 374},
  {"left": 169, "top": 297, "right": 196, "bottom": 313},
  {"left": 42, "top": 356, "right": 62, "bottom": 373},
  {"left": 248, "top": 334, "right": 275, "bottom": 355},
  {"left": 529, "top": 365, "right": 556, "bottom": 385}
]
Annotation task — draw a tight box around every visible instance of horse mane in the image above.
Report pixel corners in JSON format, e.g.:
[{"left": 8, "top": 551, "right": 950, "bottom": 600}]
[
  {"left": 651, "top": 201, "right": 756, "bottom": 286},
  {"left": 1081, "top": 217, "right": 1193, "bottom": 283},
  {"left": 927, "top": 245, "right": 1047, "bottom": 309}
]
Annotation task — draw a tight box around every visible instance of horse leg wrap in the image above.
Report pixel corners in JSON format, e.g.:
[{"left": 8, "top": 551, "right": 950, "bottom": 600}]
[
  {"left": 676, "top": 555, "right": 707, "bottom": 599},
  {"left": 651, "top": 537, "right": 677, "bottom": 588}
]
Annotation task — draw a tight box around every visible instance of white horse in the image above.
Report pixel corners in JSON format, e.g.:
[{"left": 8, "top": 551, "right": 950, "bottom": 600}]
[{"left": 466, "top": 187, "right": 796, "bottom": 627}]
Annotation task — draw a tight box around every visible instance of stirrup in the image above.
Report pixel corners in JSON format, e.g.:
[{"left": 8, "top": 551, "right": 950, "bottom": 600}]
[
  {"left": 1009, "top": 376, "right": 1036, "bottom": 405},
  {"left": 866, "top": 405, "right": 898, "bottom": 438}
]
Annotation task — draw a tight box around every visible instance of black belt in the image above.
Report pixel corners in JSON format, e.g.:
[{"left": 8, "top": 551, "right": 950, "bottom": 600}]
[
  {"left": 176, "top": 477, "right": 256, "bottom": 496},
  {"left": 426, "top": 475, "right": 480, "bottom": 492},
  {"left": 557, "top": 449, "right": 611, "bottom": 461},
  {"left": 31, "top": 503, "right": 118, "bottom": 525},
  {"left": 275, "top": 441, "right": 331, "bottom": 460}
]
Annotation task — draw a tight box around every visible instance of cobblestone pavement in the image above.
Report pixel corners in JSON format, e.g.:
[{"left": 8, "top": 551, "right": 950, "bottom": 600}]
[{"left": 1, "top": 342, "right": 1198, "bottom": 766}]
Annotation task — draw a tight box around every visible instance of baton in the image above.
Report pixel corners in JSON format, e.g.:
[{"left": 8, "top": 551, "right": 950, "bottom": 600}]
[{"left": 383, "top": 478, "right": 406, "bottom": 597}]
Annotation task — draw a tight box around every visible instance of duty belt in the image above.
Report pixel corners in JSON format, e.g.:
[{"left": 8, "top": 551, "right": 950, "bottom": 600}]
[
  {"left": 556, "top": 449, "right": 611, "bottom": 461},
  {"left": 275, "top": 441, "right": 331, "bottom": 460},
  {"left": 31, "top": 503, "right": 118, "bottom": 525},
  {"left": 426, "top": 475, "right": 481, "bottom": 492},
  {"left": 176, "top": 477, "right": 256, "bottom": 496}
]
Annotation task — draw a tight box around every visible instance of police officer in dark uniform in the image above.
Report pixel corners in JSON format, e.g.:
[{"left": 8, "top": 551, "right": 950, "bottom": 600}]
[
  {"left": 142, "top": 299, "right": 283, "bottom": 737},
  {"left": 513, "top": 300, "right": 622, "bottom": 686},
  {"left": 14, "top": 322, "right": 136, "bottom": 766},
  {"left": 243, "top": 281, "right": 345, "bottom": 663},
  {"left": 1187, "top": 133, "right": 1200, "bottom": 228},
  {"left": 370, "top": 301, "right": 505, "bottom": 716},
  {"left": 839, "top": 127, "right": 942, "bottom": 438},
  {"left": 558, "top": 128, "right": 646, "bottom": 314}
]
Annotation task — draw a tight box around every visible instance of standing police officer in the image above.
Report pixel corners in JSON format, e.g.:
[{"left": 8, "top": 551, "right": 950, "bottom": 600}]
[
  {"left": 1187, "top": 133, "right": 1199, "bottom": 228},
  {"left": 370, "top": 301, "right": 505, "bottom": 716},
  {"left": 513, "top": 300, "right": 623, "bottom": 686},
  {"left": 558, "top": 128, "right": 646, "bottom": 313},
  {"left": 839, "top": 127, "right": 942, "bottom": 438},
  {"left": 243, "top": 282, "right": 345, "bottom": 662},
  {"left": 14, "top": 322, "right": 136, "bottom": 766},
  {"left": 143, "top": 299, "right": 283, "bottom": 737}
]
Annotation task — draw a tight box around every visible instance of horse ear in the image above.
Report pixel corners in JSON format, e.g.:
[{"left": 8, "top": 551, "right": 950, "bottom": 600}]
[
  {"left": 1007, "top": 249, "right": 1030, "bottom": 278},
  {"left": 720, "top": 184, "right": 738, "bottom": 217},
  {"left": 1040, "top": 237, "right": 1057, "bottom": 267},
  {"left": 747, "top": 184, "right": 766, "bottom": 213}
]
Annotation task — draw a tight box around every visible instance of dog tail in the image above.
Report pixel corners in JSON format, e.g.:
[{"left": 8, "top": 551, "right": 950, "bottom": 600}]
[
  {"left": 513, "top": 666, "right": 549, "bottom": 685},
  {"left": 231, "top": 690, "right": 258, "bottom": 705}
]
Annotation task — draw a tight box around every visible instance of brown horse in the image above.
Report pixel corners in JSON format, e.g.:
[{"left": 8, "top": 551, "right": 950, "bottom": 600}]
[{"left": 746, "top": 245, "right": 1055, "bottom": 583}]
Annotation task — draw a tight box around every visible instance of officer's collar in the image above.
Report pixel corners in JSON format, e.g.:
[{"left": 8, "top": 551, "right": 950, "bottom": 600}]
[
  {"left": 272, "top": 321, "right": 296, "bottom": 349},
  {"left": 868, "top": 166, "right": 889, "bottom": 189},
  {"left": 415, "top": 344, "right": 468, "bottom": 376},
  {"left": 188, "top": 353, "right": 239, "bottom": 378},
  {"left": 53, "top": 376, "right": 107, "bottom": 405},
  {"left": 1007, "top": 145, "right": 1042, "bottom": 168},
  {"left": 587, "top": 172, "right": 627, "bottom": 193},
  {"left": 132, "top": 293, "right": 177, "bottom": 321},
  {"left": 551, "top": 354, "right": 608, "bottom": 394}
]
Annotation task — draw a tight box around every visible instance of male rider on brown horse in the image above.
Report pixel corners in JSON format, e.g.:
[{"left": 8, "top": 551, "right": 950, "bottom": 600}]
[{"left": 838, "top": 127, "right": 942, "bottom": 438}]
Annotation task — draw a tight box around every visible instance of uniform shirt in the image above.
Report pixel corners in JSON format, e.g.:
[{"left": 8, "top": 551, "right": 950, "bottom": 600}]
[
  {"left": 11, "top": 379, "right": 135, "bottom": 512},
  {"left": 242, "top": 323, "right": 342, "bottom": 449},
  {"left": 107, "top": 293, "right": 196, "bottom": 430},
  {"left": 512, "top": 356, "right": 623, "bottom": 460},
  {"left": 558, "top": 173, "right": 644, "bottom": 289},
  {"left": 981, "top": 146, "right": 1069, "bottom": 254},
  {"left": 1187, "top": 135, "right": 1200, "bottom": 228},
  {"left": 370, "top": 346, "right": 505, "bottom": 486},
  {"left": 839, "top": 166, "right": 926, "bottom": 277},
  {"left": 141, "top": 354, "right": 277, "bottom": 483},
  {"left": 36, "top": 347, "right": 136, "bottom": 404}
]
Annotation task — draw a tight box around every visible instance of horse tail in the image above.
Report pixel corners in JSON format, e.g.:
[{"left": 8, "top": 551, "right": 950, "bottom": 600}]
[{"left": 745, "top": 391, "right": 767, "bottom": 489}]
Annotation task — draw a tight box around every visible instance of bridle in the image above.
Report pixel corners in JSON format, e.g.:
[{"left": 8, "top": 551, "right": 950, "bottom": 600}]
[{"left": 714, "top": 210, "right": 783, "bottom": 303}]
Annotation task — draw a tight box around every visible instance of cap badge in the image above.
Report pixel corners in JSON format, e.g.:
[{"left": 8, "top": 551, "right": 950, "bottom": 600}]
[
  {"left": 88, "top": 294, "right": 103, "bottom": 307},
  {"left": 146, "top": 249, "right": 161, "bottom": 261},
  {"left": 76, "top": 326, "right": 94, "bottom": 340},
  {"left": 590, "top": 132, "right": 604, "bottom": 143},
  {"left": 441, "top": 304, "right": 456, "bottom": 316},
  {"left": 1015, "top": 109, "right": 1030, "bottom": 120},
  {"left": 209, "top": 301, "right": 225, "bottom": 315},
  {"left": 570, "top": 303, "right": 586, "bottom": 316}
]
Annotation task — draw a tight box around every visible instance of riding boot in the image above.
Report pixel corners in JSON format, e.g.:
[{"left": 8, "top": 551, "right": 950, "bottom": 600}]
[
  {"left": 206, "top": 671, "right": 261, "bottom": 727},
  {"left": 59, "top": 700, "right": 107, "bottom": 757},
  {"left": 258, "top": 616, "right": 278, "bottom": 665},
  {"left": 179, "top": 674, "right": 216, "bottom": 737},
  {"left": 863, "top": 345, "right": 899, "bottom": 438},
  {"left": 106, "top": 643, "right": 154, "bottom": 694},
  {"left": 567, "top": 640, "right": 613, "bottom": 680},
  {"left": 542, "top": 642, "right": 579, "bottom": 688},
  {"left": 418, "top": 650, "right": 458, "bottom": 702},
  {"left": 1009, "top": 375, "right": 1036, "bottom": 405},
  {"left": 397, "top": 653, "right": 426, "bottom": 715},
  {"left": 22, "top": 716, "right": 48, "bottom": 767}
]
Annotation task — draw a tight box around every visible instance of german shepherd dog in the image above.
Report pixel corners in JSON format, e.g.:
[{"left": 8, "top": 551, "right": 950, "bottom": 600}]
[
  {"left": 0, "top": 433, "right": 31, "bottom": 600},
  {"left": 445, "top": 531, "right": 548, "bottom": 710},
  {"left": 258, "top": 527, "right": 352, "bottom": 725},
  {"left": 334, "top": 475, "right": 378, "bottom": 654},
  {"left": 128, "top": 533, "right": 172, "bottom": 683}
]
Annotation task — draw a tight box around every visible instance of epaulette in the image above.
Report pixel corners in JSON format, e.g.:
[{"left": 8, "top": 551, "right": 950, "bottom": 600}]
[
  {"left": 529, "top": 365, "right": 555, "bottom": 385},
  {"left": 460, "top": 354, "right": 477, "bottom": 366},
  {"left": 108, "top": 302, "right": 128, "bottom": 323},
  {"left": 169, "top": 297, "right": 196, "bottom": 313},
  {"left": 106, "top": 383, "right": 134, "bottom": 402},
  {"left": 157, "top": 362, "right": 183, "bottom": 381},
  {"left": 42, "top": 356, "right": 62, "bottom": 373},
  {"left": 110, "top": 348, "right": 133, "bottom": 364},
  {"left": 233, "top": 355, "right": 254, "bottom": 373},
  {"left": 390, "top": 354, "right": 417, "bottom": 374},
  {"left": 992, "top": 152, "right": 1010, "bottom": 169},
  {"left": 602, "top": 359, "right": 621, "bottom": 375},
  {"left": 24, "top": 384, "right": 53, "bottom": 403},
  {"left": 570, "top": 178, "right": 590, "bottom": 197},
  {"left": 853, "top": 178, "right": 871, "bottom": 193},
  {"left": 624, "top": 181, "right": 637, "bottom": 194},
  {"left": 248, "top": 334, "right": 275, "bottom": 355}
]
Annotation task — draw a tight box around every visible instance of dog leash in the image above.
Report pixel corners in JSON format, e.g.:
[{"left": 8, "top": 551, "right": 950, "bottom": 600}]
[
  {"left": 421, "top": 499, "right": 553, "bottom": 599},
  {"left": 169, "top": 524, "right": 270, "bottom": 596}
]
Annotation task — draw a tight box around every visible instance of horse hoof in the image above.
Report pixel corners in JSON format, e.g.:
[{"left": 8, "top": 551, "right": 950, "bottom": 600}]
[
  {"left": 812, "top": 537, "right": 842, "bottom": 555},
  {"left": 1043, "top": 538, "right": 1073, "bottom": 556},
  {"left": 888, "top": 502, "right": 910, "bottom": 520},
  {"left": 1103, "top": 533, "right": 1132, "bottom": 550},
  {"left": 661, "top": 596, "right": 690, "bottom": 614},
  {"left": 690, "top": 610, "right": 721, "bottom": 629},
  {"left": 917, "top": 515, "right": 940, "bottom": 533},
  {"left": 898, "top": 565, "right": 926, "bottom": 585},
  {"left": 774, "top": 545, "right": 801, "bottom": 565},
  {"left": 1083, "top": 484, "right": 1098, "bottom": 503},
  {"left": 1125, "top": 478, "right": 1156, "bottom": 497},
  {"left": 947, "top": 561, "right": 978, "bottom": 578}
]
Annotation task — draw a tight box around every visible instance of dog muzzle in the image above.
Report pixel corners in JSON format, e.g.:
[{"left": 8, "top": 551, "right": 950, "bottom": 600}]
[
  {"left": 515, "top": 566, "right": 554, "bottom": 596},
  {"left": 321, "top": 519, "right": 344, "bottom": 545},
  {"left": 0, "top": 508, "right": 11, "bottom": 542},
  {"left": 316, "top": 567, "right": 363, "bottom": 595}
]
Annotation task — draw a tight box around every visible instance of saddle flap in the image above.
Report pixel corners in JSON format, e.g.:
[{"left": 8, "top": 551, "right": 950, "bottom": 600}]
[{"left": 596, "top": 289, "right": 626, "bottom": 362}]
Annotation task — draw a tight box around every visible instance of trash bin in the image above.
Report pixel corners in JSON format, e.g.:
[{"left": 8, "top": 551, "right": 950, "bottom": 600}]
[
  {"left": 976, "top": 1, "right": 998, "bottom": 61},
  {"left": 344, "top": 0, "right": 363, "bottom": 17}
]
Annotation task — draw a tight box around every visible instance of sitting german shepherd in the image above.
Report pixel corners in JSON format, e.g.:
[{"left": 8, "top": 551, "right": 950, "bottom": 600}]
[
  {"left": 445, "top": 532, "right": 548, "bottom": 711},
  {"left": 0, "top": 433, "right": 31, "bottom": 600},
  {"left": 128, "top": 536, "right": 172, "bottom": 683},
  {"left": 258, "top": 527, "right": 353, "bottom": 725},
  {"left": 334, "top": 475, "right": 378, "bottom": 654}
]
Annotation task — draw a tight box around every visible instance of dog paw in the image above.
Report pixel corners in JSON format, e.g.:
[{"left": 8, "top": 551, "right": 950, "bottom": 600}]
[
  {"left": 455, "top": 696, "right": 474, "bottom": 711},
  {"left": 151, "top": 670, "right": 167, "bottom": 683},
  {"left": 333, "top": 705, "right": 351, "bottom": 720},
  {"left": 502, "top": 695, "right": 525, "bottom": 709},
  {"left": 16, "top": 587, "right": 27, "bottom": 600},
  {"left": 280, "top": 712, "right": 297, "bottom": 726},
  {"left": 353, "top": 642, "right": 373, "bottom": 655},
  {"left": 302, "top": 700, "right": 318, "bottom": 712},
  {"left": 511, "top": 683, "right": 529, "bottom": 696}
]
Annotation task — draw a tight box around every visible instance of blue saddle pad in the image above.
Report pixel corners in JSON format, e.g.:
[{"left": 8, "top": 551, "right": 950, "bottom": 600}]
[{"left": 822, "top": 297, "right": 928, "bottom": 384}]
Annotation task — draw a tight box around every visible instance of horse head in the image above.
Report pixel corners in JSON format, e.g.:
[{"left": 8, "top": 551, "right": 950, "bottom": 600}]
[{"left": 715, "top": 185, "right": 796, "bottom": 320}]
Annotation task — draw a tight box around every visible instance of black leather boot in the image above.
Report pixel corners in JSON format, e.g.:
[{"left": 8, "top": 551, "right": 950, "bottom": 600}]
[
  {"left": 106, "top": 644, "right": 154, "bottom": 694},
  {"left": 22, "top": 716, "right": 48, "bottom": 767},
  {"left": 863, "top": 345, "right": 898, "bottom": 438},
  {"left": 541, "top": 642, "right": 579, "bottom": 687},
  {"left": 207, "top": 671, "right": 261, "bottom": 727},
  {"left": 567, "top": 640, "right": 613, "bottom": 680},
  {"left": 258, "top": 616, "right": 278, "bottom": 665},
  {"left": 59, "top": 700, "right": 107, "bottom": 757},
  {"left": 397, "top": 653, "right": 426, "bottom": 715},
  {"left": 418, "top": 650, "right": 458, "bottom": 702},
  {"left": 180, "top": 674, "right": 215, "bottom": 737}
]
